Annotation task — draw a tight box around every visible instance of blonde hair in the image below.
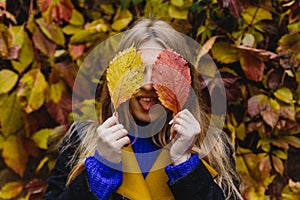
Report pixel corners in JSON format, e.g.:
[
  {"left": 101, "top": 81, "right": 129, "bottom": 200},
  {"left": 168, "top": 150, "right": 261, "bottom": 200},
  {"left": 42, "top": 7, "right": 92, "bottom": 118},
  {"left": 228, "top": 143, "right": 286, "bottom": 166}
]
[{"left": 64, "top": 18, "right": 242, "bottom": 200}]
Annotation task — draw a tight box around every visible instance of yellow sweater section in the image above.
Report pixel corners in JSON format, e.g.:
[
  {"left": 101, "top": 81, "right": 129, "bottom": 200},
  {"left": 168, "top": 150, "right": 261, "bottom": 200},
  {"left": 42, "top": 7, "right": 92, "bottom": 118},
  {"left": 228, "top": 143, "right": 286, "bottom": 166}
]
[{"left": 116, "top": 145, "right": 217, "bottom": 200}]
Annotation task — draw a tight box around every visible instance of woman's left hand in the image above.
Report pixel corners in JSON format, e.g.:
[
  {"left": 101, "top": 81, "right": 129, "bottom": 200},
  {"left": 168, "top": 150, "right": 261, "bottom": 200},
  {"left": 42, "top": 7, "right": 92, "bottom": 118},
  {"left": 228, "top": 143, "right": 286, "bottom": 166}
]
[{"left": 169, "top": 109, "right": 201, "bottom": 165}]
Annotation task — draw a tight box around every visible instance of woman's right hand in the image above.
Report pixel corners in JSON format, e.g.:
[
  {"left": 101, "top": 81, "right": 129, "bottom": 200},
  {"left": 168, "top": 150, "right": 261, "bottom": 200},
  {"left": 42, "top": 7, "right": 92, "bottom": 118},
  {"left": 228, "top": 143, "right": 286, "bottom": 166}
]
[{"left": 96, "top": 115, "right": 130, "bottom": 163}]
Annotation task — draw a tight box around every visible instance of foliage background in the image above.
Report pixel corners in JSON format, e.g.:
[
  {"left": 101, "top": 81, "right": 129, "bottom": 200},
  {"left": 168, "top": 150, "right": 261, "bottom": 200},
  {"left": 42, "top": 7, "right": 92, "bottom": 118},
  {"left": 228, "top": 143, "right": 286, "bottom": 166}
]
[{"left": 0, "top": 0, "right": 300, "bottom": 199}]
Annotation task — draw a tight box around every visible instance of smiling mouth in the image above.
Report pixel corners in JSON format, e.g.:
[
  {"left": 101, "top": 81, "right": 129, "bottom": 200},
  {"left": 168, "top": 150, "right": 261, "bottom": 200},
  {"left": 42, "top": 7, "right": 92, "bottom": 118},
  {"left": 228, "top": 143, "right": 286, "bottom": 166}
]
[{"left": 137, "top": 96, "right": 158, "bottom": 111}]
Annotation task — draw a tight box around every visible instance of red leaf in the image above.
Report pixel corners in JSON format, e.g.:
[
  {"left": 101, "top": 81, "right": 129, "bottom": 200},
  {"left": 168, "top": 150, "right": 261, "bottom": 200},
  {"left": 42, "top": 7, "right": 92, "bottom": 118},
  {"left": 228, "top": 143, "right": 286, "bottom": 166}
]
[
  {"left": 240, "top": 51, "right": 265, "bottom": 82},
  {"left": 59, "top": 0, "right": 74, "bottom": 22},
  {"left": 152, "top": 49, "right": 191, "bottom": 113},
  {"left": 46, "top": 92, "right": 72, "bottom": 125},
  {"left": 25, "top": 179, "right": 47, "bottom": 195},
  {"left": 55, "top": 61, "right": 77, "bottom": 89},
  {"left": 69, "top": 44, "right": 85, "bottom": 60},
  {"left": 39, "top": 0, "right": 51, "bottom": 12},
  {"left": 39, "top": 0, "right": 74, "bottom": 24}
]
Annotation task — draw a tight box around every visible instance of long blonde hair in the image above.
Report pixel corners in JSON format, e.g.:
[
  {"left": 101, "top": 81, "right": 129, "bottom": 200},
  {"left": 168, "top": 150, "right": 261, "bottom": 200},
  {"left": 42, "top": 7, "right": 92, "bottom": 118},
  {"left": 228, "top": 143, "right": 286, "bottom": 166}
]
[{"left": 64, "top": 18, "right": 242, "bottom": 200}]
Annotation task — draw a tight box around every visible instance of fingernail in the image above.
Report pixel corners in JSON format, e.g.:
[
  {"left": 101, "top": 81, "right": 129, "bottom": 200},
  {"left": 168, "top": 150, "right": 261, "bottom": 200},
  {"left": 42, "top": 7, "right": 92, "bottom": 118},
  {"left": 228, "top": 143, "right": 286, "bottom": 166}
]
[{"left": 168, "top": 119, "right": 173, "bottom": 125}]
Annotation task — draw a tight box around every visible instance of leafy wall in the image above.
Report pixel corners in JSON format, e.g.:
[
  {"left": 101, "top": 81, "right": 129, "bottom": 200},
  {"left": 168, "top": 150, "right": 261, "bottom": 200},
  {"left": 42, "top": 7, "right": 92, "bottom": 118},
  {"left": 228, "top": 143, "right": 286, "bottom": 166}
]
[{"left": 0, "top": 0, "right": 300, "bottom": 199}]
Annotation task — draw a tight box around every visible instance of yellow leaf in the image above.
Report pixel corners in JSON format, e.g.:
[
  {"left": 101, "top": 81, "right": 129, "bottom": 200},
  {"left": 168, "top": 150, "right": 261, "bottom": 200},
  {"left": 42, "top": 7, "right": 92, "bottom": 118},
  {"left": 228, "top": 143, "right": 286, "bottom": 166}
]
[
  {"left": 107, "top": 46, "right": 145, "bottom": 109},
  {"left": 47, "top": 80, "right": 66, "bottom": 103},
  {"left": 17, "top": 69, "right": 48, "bottom": 113},
  {"left": 2, "top": 135, "right": 28, "bottom": 177},
  {"left": 0, "top": 134, "right": 4, "bottom": 150},
  {"left": 168, "top": 4, "right": 188, "bottom": 20},
  {"left": 0, "top": 181, "right": 23, "bottom": 199},
  {"left": 211, "top": 42, "right": 239, "bottom": 64},
  {"left": 36, "top": 156, "right": 49, "bottom": 172},
  {"left": 11, "top": 26, "right": 34, "bottom": 73},
  {"left": 111, "top": 8, "right": 133, "bottom": 31},
  {"left": 0, "top": 92, "right": 23, "bottom": 137},
  {"left": 31, "top": 129, "right": 53, "bottom": 149},
  {"left": 0, "top": 69, "right": 18, "bottom": 94}
]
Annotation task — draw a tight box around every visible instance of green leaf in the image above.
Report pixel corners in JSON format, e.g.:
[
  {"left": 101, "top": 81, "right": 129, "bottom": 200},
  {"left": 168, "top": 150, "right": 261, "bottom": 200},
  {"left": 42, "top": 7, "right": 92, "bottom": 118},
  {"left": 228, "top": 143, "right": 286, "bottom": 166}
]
[
  {"left": 211, "top": 42, "right": 239, "bottom": 64},
  {"left": 121, "top": 0, "right": 131, "bottom": 9},
  {"left": 168, "top": 4, "right": 188, "bottom": 20},
  {"left": 242, "top": 6, "right": 272, "bottom": 25},
  {"left": 31, "top": 128, "right": 53, "bottom": 149},
  {"left": 171, "top": 0, "right": 184, "bottom": 7},
  {"left": 0, "top": 92, "right": 23, "bottom": 137},
  {"left": 111, "top": 8, "right": 133, "bottom": 31},
  {"left": 274, "top": 87, "right": 293, "bottom": 104},
  {"left": 100, "top": 4, "right": 115, "bottom": 14},
  {"left": 273, "top": 150, "right": 287, "bottom": 160},
  {"left": 69, "top": 9, "right": 84, "bottom": 26},
  {"left": 62, "top": 24, "right": 83, "bottom": 35},
  {"left": 0, "top": 181, "right": 23, "bottom": 199},
  {"left": 17, "top": 69, "right": 49, "bottom": 113},
  {"left": 0, "top": 69, "right": 18, "bottom": 94},
  {"left": 2, "top": 135, "right": 28, "bottom": 177},
  {"left": 70, "top": 19, "right": 107, "bottom": 44},
  {"left": 36, "top": 18, "right": 65, "bottom": 46},
  {"left": 0, "top": 24, "right": 12, "bottom": 57},
  {"left": 144, "top": 0, "right": 169, "bottom": 18}
]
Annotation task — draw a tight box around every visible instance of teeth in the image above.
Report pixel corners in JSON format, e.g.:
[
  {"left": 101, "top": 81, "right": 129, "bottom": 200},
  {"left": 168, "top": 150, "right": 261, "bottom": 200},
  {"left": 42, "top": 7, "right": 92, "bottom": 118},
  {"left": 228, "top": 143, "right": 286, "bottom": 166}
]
[{"left": 140, "top": 97, "right": 154, "bottom": 102}]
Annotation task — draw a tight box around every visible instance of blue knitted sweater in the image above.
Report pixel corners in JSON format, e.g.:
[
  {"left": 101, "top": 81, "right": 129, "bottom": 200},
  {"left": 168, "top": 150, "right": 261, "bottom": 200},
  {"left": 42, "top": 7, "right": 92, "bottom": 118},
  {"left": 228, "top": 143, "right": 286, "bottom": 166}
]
[{"left": 84, "top": 135, "right": 199, "bottom": 200}]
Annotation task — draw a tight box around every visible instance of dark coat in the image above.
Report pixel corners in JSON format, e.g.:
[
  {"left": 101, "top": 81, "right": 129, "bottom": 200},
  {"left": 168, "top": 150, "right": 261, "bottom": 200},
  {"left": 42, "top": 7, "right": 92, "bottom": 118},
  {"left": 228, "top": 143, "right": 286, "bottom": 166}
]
[{"left": 44, "top": 122, "right": 239, "bottom": 200}]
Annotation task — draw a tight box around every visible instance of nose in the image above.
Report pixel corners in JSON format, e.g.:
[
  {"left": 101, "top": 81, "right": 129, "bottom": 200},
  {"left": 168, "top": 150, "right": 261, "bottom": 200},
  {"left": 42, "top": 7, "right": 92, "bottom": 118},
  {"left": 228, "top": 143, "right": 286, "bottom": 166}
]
[{"left": 142, "top": 65, "right": 153, "bottom": 90}]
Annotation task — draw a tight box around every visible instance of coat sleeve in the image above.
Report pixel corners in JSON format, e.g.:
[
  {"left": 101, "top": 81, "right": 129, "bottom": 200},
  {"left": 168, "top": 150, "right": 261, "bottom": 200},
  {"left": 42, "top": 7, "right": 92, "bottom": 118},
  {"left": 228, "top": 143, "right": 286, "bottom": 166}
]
[
  {"left": 167, "top": 159, "right": 225, "bottom": 200},
  {"left": 168, "top": 134, "right": 240, "bottom": 200},
  {"left": 43, "top": 122, "right": 99, "bottom": 200}
]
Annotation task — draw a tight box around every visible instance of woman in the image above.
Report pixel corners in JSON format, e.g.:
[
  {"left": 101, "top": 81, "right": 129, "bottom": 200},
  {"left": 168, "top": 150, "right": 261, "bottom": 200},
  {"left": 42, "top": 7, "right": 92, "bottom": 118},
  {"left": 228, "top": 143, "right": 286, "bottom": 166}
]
[{"left": 44, "top": 19, "right": 242, "bottom": 200}]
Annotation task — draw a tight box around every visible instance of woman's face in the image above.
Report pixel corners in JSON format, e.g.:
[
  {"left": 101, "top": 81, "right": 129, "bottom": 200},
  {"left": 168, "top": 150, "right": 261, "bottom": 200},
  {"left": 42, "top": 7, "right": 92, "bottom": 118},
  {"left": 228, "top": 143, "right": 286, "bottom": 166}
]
[{"left": 129, "top": 41, "right": 164, "bottom": 123}]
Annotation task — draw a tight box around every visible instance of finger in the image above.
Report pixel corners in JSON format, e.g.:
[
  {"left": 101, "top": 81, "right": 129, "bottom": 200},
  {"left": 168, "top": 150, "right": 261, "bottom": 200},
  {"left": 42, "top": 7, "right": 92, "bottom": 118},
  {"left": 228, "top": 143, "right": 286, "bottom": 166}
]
[
  {"left": 101, "top": 116, "right": 118, "bottom": 128},
  {"left": 107, "top": 128, "right": 128, "bottom": 141},
  {"left": 116, "top": 136, "right": 131, "bottom": 148},
  {"left": 106, "top": 124, "right": 125, "bottom": 134}
]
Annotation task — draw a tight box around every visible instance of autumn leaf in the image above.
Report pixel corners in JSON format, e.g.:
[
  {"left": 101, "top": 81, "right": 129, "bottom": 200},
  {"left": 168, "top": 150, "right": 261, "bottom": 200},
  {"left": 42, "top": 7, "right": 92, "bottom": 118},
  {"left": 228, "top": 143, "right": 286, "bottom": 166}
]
[
  {"left": 240, "top": 51, "right": 265, "bottom": 82},
  {"left": 36, "top": 18, "right": 65, "bottom": 46},
  {"left": 31, "top": 129, "right": 53, "bottom": 149},
  {"left": 0, "top": 23, "right": 12, "bottom": 58},
  {"left": 0, "top": 92, "right": 23, "bottom": 137},
  {"left": 69, "top": 44, "right": 85, "bottom": 60},
  {"left": 10, "top": 26, "right": 34, "bottom": 73},
  {"left": 32, "top": 26, "right": 56, "bottom": 57},
  {"left": 46, "top": 77, "right": 72, "bottom": 125},
  {"left": 17, "top": 69, "right": 48, "bottom": 113},
  {"left": 0, "top": 69, "right": 18, "bottom": 94},
  {"left": 39, "top": 0, "right": 74, "bottom": 24},
  {"left": 107, "top": 46, "right": 145, "bottom": 109},
  {"left": 211, "top": 42, "right": 239, "bottom": 64},
  {"left": 152, "top": 49, "right": 191, "bottom": 113},
  {"left": 247, "top": 94, "right": 268, "bottom": 117},
  {"left": 25, "top": 179, "right": 47, "bottom": 197},
  {"left": 0, "top": 181, "right": 23, "bottom": 199},
  {"left": 2, "top": 135, "right": 28, "bottom": 177},
  {"left": 111, "top": 8, "right": 133, "bottom": 31}
]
